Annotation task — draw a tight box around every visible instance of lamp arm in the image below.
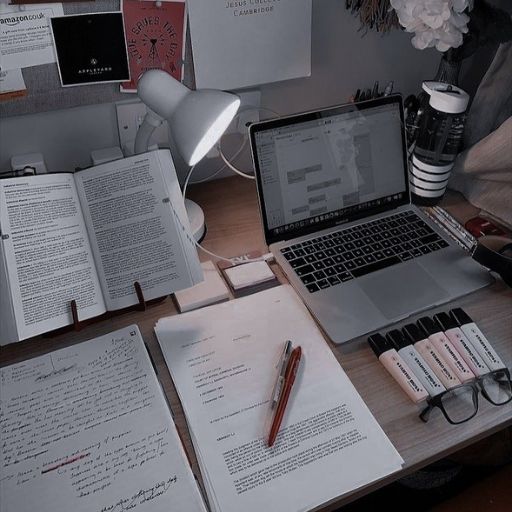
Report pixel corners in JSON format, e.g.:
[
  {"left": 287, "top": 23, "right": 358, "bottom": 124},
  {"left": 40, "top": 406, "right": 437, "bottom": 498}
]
[{"left": 134, "top": 110, "right": 165, "bottom": 154}]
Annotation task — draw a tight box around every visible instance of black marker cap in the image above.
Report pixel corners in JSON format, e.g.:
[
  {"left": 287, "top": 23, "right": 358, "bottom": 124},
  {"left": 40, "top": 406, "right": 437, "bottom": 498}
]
[
  {"left": 417, "top": 317, "right": 441, "bottom": 336},
  {"left": 386, "top": 329, "right": 410, "bottom": 350},
  {"left": 368, "top": 333, "right": 391, "bottom": 357},
  {"left": 402, "top": 323, "right": 427, "bottom": 344},
  {"left": 434, "top": 312, "right": 458, "bottom": 331},
  {"left": 450, "top": 308, "right": 473, "bottom": 326}
]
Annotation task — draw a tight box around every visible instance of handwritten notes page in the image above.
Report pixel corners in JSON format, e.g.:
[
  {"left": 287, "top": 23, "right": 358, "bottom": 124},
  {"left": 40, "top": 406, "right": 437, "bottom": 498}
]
[
  {"left": 155, "top": 285, "right": 404, "bottom": 512},
  {"left": 0, "top": 325, "right": 206, "bottom": 512}
]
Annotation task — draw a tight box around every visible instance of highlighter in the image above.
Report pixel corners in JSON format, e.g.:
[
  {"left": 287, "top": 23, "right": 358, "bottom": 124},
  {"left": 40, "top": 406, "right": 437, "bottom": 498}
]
[
  {"left": 417, "top": 317, "right": 475, "bottom": 383},
  {"left": 450, "top": 308, "right": 506, "bottom": 372},
  {"left": 434, "top": 312, "right": 489, "bottom": 377},
  {"left": 402, "top": 323, "right": 461, "bottom": 389},
  {"left": 368, "top": 333, "right": 428, "bottom": 403},
  {"left": 386, "top": 329, "right": 446, "bottom": 398}
]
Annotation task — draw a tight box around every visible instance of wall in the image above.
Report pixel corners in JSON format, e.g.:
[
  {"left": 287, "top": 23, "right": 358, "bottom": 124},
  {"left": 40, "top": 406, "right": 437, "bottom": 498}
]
[{"left": 0, "top": 1, "right": 445, "bottom": 180}]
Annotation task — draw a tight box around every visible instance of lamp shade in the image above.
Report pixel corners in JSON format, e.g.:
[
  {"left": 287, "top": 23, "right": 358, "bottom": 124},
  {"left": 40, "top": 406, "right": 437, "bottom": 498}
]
[{"left": 137, "top": 70, "right": 240, "bottom": 165}]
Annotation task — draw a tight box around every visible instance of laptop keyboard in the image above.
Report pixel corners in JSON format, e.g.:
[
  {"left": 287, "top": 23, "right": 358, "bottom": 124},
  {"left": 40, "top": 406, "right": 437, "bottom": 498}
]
[{"left": 280, "top": 211, "right": 449, "bottom": 293}]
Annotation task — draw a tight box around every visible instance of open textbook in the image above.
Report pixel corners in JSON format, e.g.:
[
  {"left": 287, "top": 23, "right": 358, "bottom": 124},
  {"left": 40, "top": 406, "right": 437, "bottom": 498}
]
[
  {"left": 0, "top": 150, "right": 202, "bottom": 345},
  {"left": 0, "top": 325, "right": 207, "bottom": 512},
  {"left": 155, "top": 285, "right": 404, "bottom": 512}
]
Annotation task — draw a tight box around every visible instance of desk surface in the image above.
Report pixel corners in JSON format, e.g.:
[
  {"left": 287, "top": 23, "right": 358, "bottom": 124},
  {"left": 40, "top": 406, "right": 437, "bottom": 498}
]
[{"left": 1, "top": 177, "right": 511, "bottom": 511}]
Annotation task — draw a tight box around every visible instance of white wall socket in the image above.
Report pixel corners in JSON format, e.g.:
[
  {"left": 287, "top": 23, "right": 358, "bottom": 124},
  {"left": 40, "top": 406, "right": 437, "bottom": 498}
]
[
  {"left": 11, "top": 152, "right": 47, "bottom": 174},
  {"left": 227, "top": 88, "right": 261, "bottom": 135},
  {"left": 116, "top": 99, "right": 170, "bottom": 155}
]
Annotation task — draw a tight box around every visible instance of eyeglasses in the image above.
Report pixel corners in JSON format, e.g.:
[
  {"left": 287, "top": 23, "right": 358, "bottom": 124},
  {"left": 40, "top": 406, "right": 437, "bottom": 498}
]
[{"left": 419, "top": 368, "right": 512, "bottom": 425}]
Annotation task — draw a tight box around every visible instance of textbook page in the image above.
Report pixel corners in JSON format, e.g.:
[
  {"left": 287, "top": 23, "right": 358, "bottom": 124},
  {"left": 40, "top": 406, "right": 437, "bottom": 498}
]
[
  {"left": 0, "top": 174, "right": 105, "bottom": 343},
  {"left": 158, "top": 149, "right": 203, "bottom": 286},
  {"left": 0, "top": 238, "right": 19, "bottom": 344},
  {"left": 155, "top": 285, "right": 403, "bottom": 512},
  {"left": 0, "top": 325, "right": 207, "bottom": 512},
  {"left": 74, "top": 150, "right": 202, "bottom": 310}
]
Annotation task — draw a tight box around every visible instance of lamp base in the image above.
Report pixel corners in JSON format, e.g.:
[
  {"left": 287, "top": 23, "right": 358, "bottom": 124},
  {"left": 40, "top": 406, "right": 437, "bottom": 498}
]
[{"left": 185, "top": 198, "right": 206, "bottom": 242}]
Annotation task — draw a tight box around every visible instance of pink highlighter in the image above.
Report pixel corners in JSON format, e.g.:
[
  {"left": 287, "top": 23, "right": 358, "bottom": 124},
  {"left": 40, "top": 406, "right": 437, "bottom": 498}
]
[
  {"left": 368, "top": 333, "right": 428, "bottom": 404},
  {"left": 433, "top": 312, "right": 489, "bottom": 377},
  {"left": 402, "top": 323, "right": 461, "bottom": 389},
  {"left": 417, "top": 317, "right": 475, "bottom": 384}
]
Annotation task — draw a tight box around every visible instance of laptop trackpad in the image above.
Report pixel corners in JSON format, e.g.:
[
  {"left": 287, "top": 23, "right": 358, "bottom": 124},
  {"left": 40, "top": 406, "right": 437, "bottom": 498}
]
[{"left": 359, "top": 263, "right": 449, "bottom": 320}]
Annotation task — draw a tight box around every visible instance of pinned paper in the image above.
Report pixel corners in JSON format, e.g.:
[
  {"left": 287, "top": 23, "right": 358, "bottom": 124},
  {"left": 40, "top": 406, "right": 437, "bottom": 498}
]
[
  {"left": 0, "top": 69, "right": 27, "bottom": 101},
  {"left": 187, "top": 0, "right": 312, "bottom": 90},
  {"left": 0, "top": 3, "right": 63, "bottom": 71},
  {"left": 121, "top": 0, "right": 186, "bottom": 93},
  {"left": 50, "top": 12, "right": 130, "bottom": 87}
]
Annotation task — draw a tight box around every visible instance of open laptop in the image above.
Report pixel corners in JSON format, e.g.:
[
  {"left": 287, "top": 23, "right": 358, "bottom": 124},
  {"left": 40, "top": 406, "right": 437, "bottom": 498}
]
[{"left": 249, "top": 95, "right": 493, "bottom": 344}]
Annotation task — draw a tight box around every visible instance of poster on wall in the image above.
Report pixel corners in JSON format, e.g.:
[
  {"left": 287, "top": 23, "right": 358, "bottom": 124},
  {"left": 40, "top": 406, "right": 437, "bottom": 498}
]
[
  {"left": 187, "top": 0, "right": 312, "bottom": 90},
  {"left": 8, "top": 0, "right": 88, "bottom": 3},
  {"left": 50, "top": 12, "right": 130, "bottom": 87},
  {"left": 0, "top": 3, "right": 64, "bottom": 71},
  {"left": 121, "top": 0, "right": 186, "bottom": 93}
]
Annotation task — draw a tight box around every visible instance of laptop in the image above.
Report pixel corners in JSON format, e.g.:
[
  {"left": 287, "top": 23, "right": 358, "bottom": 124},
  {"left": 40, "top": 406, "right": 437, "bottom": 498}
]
[{"left": 249, "top": 95, "right": 493, "bottom": 344}]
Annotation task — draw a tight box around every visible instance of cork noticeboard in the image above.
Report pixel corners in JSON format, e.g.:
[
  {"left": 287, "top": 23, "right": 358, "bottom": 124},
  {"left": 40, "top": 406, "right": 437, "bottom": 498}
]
[{"left": 0, "top": 0, "right": 193, "bottom": 118}]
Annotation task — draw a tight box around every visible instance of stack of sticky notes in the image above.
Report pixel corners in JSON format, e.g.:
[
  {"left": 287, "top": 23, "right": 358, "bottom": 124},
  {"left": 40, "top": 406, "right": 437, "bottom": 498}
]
[
  {"left": 218, "top": 252, "right": 278, "bottom": 297},
  {"left": 173, "top": 260, "right": 230, "bottom": 312}
]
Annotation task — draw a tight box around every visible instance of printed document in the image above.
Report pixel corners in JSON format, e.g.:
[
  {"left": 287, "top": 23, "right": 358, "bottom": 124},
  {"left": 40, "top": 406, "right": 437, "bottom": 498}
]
[
  {"left": 155, "top": 285, "right": 403, "bottom": 512},
  {"left": 0, "top": 325, "right": 207, "bottom": 512}
]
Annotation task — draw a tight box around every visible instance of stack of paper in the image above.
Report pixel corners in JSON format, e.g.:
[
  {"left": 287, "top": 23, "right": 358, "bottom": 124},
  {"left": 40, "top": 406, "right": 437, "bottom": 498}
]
[{"left": 155, "top": 285, "right": 403, "bottom": 512}]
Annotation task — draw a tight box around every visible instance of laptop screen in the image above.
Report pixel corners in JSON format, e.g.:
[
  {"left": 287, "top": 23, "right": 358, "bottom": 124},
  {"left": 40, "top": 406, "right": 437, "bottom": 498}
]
[{"left": 250, "top": 96, "right": 410, "bottom": 245}]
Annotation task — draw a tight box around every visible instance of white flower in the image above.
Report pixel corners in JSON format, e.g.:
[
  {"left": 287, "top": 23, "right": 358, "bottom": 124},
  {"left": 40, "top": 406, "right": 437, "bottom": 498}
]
[{"left": 390, "top": 0, "right": 473, "bottom": 52}]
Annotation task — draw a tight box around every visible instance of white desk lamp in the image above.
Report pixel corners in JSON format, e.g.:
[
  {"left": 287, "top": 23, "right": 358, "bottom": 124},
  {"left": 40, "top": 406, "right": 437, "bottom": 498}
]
[{"left": 135, "top": 69, "right": 240, "bottom": 241}]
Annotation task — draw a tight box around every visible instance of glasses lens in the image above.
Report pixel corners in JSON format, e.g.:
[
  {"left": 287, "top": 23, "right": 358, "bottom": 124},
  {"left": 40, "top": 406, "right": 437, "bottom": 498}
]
[
  {"left": 440, "top": 385, "right": 477, "bottom": 423},
  {"left": 480, "top": 370, "right": 512, "bottom": 405}
]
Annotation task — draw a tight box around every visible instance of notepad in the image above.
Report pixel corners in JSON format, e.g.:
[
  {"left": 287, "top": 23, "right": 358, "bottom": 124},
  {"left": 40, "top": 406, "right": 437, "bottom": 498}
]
[{"left": 155, "top": 285, "right": 404, "bottom": 512}]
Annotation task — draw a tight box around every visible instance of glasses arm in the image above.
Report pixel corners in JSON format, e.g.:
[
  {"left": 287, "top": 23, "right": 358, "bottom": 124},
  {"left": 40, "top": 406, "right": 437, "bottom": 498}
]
[{"left": 419, "top": 402, "right": 434, "bottom": 422}]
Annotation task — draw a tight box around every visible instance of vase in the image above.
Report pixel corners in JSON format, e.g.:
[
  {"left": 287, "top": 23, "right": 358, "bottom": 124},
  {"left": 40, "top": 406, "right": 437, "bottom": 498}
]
[{"left": 433, "top": 50, "right": 462, "bottom": 86}]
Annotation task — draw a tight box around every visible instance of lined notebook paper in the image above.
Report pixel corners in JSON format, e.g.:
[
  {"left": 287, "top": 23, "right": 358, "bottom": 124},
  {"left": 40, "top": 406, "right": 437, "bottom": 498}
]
[{"left": 0, "top": 325, "right": 206, "bottom": 512}]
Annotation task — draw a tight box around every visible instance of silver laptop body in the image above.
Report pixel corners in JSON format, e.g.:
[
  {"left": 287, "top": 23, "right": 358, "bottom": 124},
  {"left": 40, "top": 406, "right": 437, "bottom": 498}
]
[{"left": 249, "top": 96, "right": 492, "bottom": 344}]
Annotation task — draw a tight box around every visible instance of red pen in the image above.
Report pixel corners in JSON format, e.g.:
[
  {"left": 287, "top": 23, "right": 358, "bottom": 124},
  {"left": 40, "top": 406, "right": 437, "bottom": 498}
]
[{"left": 267, "top": 345, "right": 302, "bottom": 447}]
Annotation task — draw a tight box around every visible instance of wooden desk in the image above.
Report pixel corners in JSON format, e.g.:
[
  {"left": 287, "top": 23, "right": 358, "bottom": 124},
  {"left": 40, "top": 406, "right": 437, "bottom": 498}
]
[{"left": 1, "top": 176, "right": 511, "bottom": 511}]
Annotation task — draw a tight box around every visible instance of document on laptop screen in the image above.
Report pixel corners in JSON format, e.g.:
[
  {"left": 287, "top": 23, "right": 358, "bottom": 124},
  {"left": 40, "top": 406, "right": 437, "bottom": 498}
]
[
  {"left": 155, "top": 285, "right": 403, "bottom": 512},
  {"left": 253, "top": 102, "right": 406, "bottom": 232}
]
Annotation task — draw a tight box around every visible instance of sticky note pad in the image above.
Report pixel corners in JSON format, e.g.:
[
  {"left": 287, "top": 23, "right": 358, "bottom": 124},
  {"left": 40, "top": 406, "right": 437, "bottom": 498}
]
[
  {"left": 224, "top": 261, "right": 276, "bottom": 290},
  {"left": 219, "top": 258, "right": 278, "bottom": 297},
  {"left": 173, "top": 260, "right": 229, "bottom": 312}
]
